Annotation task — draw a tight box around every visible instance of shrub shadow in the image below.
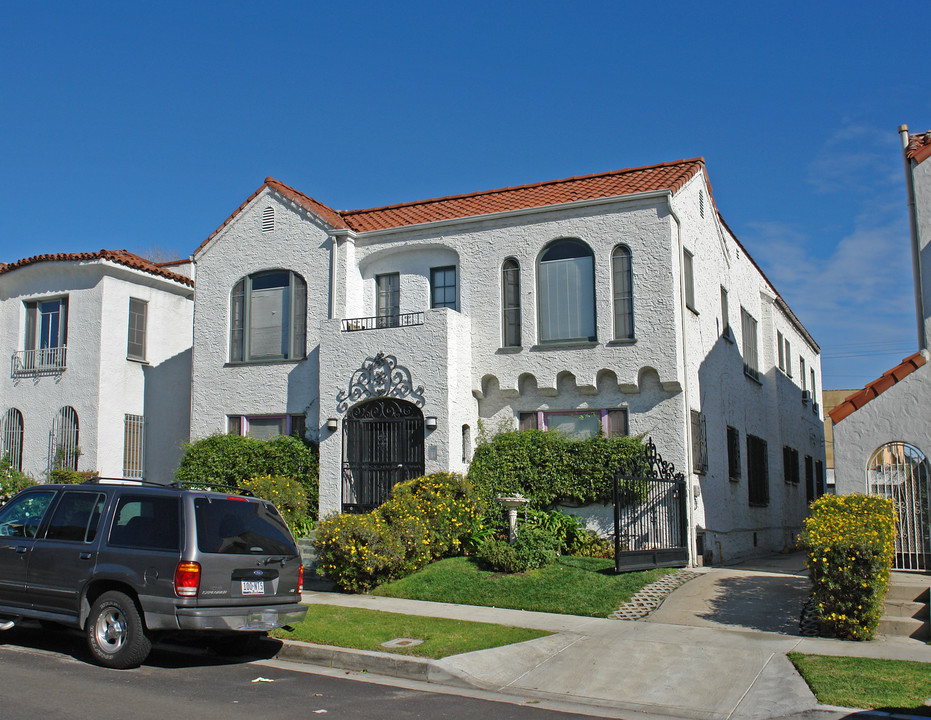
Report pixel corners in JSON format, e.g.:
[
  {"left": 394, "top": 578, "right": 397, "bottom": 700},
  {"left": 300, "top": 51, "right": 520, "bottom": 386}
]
[{"left": 696, "top": 574, "right": 810, "bottom": 634}]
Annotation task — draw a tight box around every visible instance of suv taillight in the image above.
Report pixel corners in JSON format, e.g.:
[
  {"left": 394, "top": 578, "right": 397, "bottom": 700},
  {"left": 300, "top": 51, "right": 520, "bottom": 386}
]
[
  {"left": 298, "top": 563, "right": 304, "bottom": 593},
  {"left": 174, "top": 561, "right": 201, "bottom": 597}
]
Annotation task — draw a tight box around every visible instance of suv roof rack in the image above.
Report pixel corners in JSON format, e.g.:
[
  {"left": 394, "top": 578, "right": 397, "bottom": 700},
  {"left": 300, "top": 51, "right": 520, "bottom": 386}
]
[
  {"left": 81, "top": 477, "right": 171, "bottom": 488},
  {"left": 170, "top": 480, "right": 254, "bottom": 496}
]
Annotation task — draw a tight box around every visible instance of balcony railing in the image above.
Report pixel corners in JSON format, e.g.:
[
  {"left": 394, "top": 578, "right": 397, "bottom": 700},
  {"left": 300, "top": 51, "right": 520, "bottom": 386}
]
[
  {"left": 341, "top": 312, "right": 425, "bottom": 332},
  {"left": 11, "top": 346, "right": 68, "bottom": 378}
]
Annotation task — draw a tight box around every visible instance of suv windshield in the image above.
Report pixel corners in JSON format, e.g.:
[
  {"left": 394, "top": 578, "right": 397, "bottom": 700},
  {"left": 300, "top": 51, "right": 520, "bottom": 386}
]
[{"left": 194, "top": 497, "right": 295, "bottom": 555}]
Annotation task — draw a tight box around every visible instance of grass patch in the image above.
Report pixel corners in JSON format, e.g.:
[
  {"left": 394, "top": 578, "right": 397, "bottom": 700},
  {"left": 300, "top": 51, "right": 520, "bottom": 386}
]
[
  {"left": 371, "top": 555, "right": 676, "bottom": 617},
  {"left": 270, "top": 604, "right": 549, "bottom": 659},
  {"left": 789, "top": 653, "right": 931, "bottom": 714}
]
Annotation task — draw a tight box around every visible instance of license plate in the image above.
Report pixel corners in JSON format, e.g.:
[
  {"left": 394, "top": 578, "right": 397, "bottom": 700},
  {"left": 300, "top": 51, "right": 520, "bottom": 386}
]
[{"left": 241, "top": 580, "right": 265, "bottom": 595}]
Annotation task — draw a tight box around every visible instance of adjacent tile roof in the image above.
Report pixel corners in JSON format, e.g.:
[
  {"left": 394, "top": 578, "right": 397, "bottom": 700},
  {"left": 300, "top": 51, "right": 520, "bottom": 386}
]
[
  {"left": 906, "top": 130, "right": 931, "bottom": 164},
  {"left": 828, "top": 351, "right": 927, "bottom": 424},
  {"left": 195, "top": 159, "right": 705, "bottom": 255},
  {"left": 0, "top": 249, "right": 194, "bottom": 287}
]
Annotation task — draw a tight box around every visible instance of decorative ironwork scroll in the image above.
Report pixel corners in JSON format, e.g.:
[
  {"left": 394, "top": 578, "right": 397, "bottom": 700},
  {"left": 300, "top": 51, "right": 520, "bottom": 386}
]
[{"left": 336, "top": 352, "right": 425, "bottom": 413}]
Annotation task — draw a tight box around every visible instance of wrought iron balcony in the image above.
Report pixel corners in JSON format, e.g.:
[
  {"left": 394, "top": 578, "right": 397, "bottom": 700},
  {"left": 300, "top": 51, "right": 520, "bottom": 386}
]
[
  {"left": 341, "top": 312, "right": 425, "bottom": 332},
  {"left": 11, "top": 346, "right": 68, "bottom": 378}
]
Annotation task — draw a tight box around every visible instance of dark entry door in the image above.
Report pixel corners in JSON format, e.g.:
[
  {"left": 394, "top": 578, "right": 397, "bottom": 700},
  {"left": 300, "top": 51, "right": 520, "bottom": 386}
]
[{"left": 342, "top": 399, "right": 425, "bottom": 513}]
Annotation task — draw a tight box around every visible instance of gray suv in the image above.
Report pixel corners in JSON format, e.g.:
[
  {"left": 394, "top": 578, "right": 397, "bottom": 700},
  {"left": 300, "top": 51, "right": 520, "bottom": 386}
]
[{"left": 0, "top": 479, "right": 307, "bottom": 669}]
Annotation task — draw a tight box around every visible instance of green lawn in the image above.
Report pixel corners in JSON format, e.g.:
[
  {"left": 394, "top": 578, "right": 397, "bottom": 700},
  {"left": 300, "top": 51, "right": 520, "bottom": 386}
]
[
  {"left": 789, "top": 653, "right": 931, "bottom": 715},
  {"left": 271, "top": 604, "right": 549, "bottom": 658},
  {"left": 370, "top": 555, "right": 676, "bottom": 617}
]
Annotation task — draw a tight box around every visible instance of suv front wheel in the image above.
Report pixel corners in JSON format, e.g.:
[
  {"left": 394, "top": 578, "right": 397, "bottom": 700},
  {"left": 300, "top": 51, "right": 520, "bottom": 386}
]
[{"left": 86, "top": 591, "right": 152, "bottom": 669}]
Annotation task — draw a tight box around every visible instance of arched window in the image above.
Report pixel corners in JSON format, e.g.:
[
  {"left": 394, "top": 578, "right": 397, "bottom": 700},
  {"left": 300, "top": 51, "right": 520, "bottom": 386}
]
[
  {"left": 867, "top": 442, "right": 931, "bottom": 571},
  {"left": 50, "top": 406, "right": 79, "bottom": 472},
  {"left": 537, "top": 239, "right": 595, "bottom": 343},
  {"left": 502, "top": 257, "right": 521, "bottom": 347},
  {"left": 230, "top": 270, "right": 307, "bottom": 362},
  {"left": 2, "top": 408, "right": 24, "bottom": 472},
  {"left": 612, "top": 245, "right": 633, "bottom": 340}
]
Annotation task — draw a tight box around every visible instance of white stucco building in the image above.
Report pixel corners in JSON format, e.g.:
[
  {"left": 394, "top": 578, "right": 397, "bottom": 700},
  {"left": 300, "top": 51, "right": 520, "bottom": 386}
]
[
  {"left": 191, "top": 159, "right": 824, "bottom": 565},
  {"left": 831, "top": 126, "right": 931, "bottom": 572},
  {"left": 0, "top": 250, "right": 194, "bottom": 485}
]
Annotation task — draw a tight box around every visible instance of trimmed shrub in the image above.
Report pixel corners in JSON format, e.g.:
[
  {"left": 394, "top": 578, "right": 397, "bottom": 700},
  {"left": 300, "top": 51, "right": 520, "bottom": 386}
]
[
  {"left": 468, "top": 429, "right": 646, "bottom": 508},
  {"left": 239, "top": 475, "right": 311, "bottom": 539},
  {"left": 1, "top": 463, "right": 36, "bottom": 503},
  {"left": 314, "top": 472, "right": 484, "bottom": 592},
  {"left": 477, "top": 525, "right": 559, "bottom": 573},
  {"left": 803, "top": 493, "right": 896, "bottom": 640},
  {"left": 175, "top": 434, "right": 319, "bottom": 515}
]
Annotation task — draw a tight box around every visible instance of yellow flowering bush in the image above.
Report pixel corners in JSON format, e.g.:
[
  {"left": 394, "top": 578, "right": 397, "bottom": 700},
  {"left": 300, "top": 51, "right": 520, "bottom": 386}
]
[
  {"left": 239, "top": 474, "right": 311, "bottom": 539},
  {"left": 802, "top": 493, "right": 896, "bottom": 640},
  {"left": 314, "top": 472, "right": 485, "bottom": 592}
]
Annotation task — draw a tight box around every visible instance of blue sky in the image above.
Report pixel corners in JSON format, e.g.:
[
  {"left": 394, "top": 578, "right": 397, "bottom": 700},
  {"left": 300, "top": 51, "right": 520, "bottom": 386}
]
[{"left": 1, "top": 2, "right": 928, "bottom": 391}]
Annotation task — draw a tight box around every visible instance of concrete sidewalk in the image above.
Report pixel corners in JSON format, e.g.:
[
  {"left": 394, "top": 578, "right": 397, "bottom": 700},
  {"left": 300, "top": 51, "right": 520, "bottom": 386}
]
[{"left": 281, "top": 555, "right": 931, "bottom": 720}]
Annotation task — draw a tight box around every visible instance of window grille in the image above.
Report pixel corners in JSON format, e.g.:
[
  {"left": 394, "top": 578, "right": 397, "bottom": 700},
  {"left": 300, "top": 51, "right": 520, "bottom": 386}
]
[
  {"left": 502, "top": 258, "right": 521, "bottom": 347},
  {"left": 727, "top": 426, "right": 741, "bottom": 481},
  {"left": 2, "top": 408, "right": 24, "bottom": 472},
  {"left": 127, "top": 298, "right": 147, "bottom": 361},
  {"left": 49, "top": 406, "right": 79, "bottom": 474},
  {"left": 262, "top": 206, "right": 275, "bottom": 232},
  {"left": 691, "top": 410, "right": 708, "bottom": 474},
  {"left": 741, "top": 309, "right": 760, "bottom": 381},
  {"left": 123, "top": 414, "right": 145, "bottom": 479},
  {"left": 612, "top": 245, "right": 634, "bottom": 340},
  {"left": 783, "top": 446, "right": 799, "bottom": 484},
  {"left": 746, "top": 434, "right": 769, "bottom": 506}
]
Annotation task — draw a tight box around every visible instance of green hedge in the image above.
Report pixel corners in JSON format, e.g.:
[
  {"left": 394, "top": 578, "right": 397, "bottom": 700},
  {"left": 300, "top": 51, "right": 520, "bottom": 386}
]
[
  {"left": 1, "top": 462, "right": 36, "bottom": 503},
  {"left": 467, "top": 429, "right": 645, "bottom": 508},
  {"left": 314, "top": 473, "right": 483, "bottom": 592},
  {"left": 175, "top": 434, "right": 319, "bottom": 516},
  {"left": 803, "top": 493, "right": 896, "bottom": 640}
]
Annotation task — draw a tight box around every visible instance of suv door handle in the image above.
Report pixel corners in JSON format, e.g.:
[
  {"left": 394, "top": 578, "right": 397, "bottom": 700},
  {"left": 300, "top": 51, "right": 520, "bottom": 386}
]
[
  {"left": 16, "top": 546, "right": 28, "bottom": 554},
  {"left": 80, "top": 552, "right": 93, "bottom": 560}
]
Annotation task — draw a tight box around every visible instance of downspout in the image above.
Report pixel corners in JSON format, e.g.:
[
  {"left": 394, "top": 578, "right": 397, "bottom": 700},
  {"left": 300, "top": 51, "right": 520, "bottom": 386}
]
[
  {"left": 900, "top": 124, "right": 925, "bottom": 351},
  {"left": 667, "top": 194, "right": 698, "bottom": 567}
]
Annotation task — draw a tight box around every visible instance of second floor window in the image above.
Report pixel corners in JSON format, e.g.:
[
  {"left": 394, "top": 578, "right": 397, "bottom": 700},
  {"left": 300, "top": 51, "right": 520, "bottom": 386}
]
[
  {"left": 612, "top": 245, "right": 634, "bottom": 340},
  {"left": 127, "top": 298, "right": 147, "bottom": 361},
  {"left": 25, "top": 297, "right": 68, "bottom": 351},
  {"left": 502, "top": 258, "right": 521, "bottom": 347},
  {"left": 538, "top": 239, "right": 595, "bottom": 344},
  {"left": 376, "top": 272, "right": 400, "bottom": 325},
  {"left": 430, "top": 266, "right": 457, "bottom": 310},
  {"left": 230, "top": 270, "right": 306, "bottom": 362},
  {"left": 741, "top": 308, "right": 760, "bottom": 381}
]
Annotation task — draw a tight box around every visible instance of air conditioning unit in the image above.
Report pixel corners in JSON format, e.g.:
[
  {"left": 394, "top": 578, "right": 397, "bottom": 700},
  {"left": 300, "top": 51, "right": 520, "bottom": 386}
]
[{"left": 802, "top": 390, "right": 812, "bottom": 403}]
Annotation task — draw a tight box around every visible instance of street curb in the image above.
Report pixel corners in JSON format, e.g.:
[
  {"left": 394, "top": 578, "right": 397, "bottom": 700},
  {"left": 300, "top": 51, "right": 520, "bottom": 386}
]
[{"left": 271, "top": 638, "right": 472, "bottom": 688}]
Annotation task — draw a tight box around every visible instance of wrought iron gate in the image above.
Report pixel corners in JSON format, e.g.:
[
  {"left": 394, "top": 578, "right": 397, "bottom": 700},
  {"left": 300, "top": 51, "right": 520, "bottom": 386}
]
[
  {"left": 613, "top": 437, "right": 689, "bottom": 572},
  {"left": 867, "top": 442, "right": 930, "bottom": 571},
  {"left": 342, "top": 398, "right": 425, "bottom": 513}
]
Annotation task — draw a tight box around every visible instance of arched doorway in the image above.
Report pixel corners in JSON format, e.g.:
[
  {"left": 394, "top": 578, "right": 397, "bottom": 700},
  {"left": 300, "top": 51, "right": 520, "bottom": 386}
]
[
  {"left": 867, "top": 442, "right": 931, "bottom": 571},
  {"left": 342, "top": 398, "right": 425, "bottom": 513}
]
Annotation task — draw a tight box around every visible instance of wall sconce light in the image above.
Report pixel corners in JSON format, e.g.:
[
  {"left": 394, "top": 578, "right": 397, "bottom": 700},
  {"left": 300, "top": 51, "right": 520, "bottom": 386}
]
[
  {"left": 326, "top": 418, "right": 338, "bottom": 431},
  {"left": 425, "top": 416, "right": 438, "bottom": 430}
]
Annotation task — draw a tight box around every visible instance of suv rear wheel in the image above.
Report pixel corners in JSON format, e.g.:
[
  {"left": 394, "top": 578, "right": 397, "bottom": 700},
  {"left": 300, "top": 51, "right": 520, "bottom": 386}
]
[{"left": 86, "top": 591, "right": 152, "bottom": 669}]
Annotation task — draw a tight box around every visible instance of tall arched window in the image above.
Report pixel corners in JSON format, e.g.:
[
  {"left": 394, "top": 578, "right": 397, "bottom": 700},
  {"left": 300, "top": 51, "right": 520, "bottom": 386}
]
[
  {"left": 2, "top": 408, "right": 24, "bottom": 472},
  {"left": 537, "top": 239, "right": 596, "bottom": 343},
  {"left": 230, "top": 270, "right": 307, "bottom": 362},
  {"left": 502, "top": 257, "right": 521, "bottom": 347},
  {"left": 50, "top": 406, "right": 79, "bottom": 472},
  {"left": 612, "top": 245, "right": 634, "bottom": 340}
]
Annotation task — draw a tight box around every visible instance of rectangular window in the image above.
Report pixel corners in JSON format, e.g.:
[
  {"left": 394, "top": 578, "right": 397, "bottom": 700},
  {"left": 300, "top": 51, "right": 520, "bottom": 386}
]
[
  {"left": 800, "top": 357, "right": 807, "bottom": 391},
  {"left": 815, "top": 460, "right": 825, "bottom": 497},
  {"left": 376, "top": 273, "right": 400, "bottom": 327},
  {"left": 783, "top": 446, "right": 799, "bottom": 485},
  {"left": 727, "top": 426, "right": 741, "bottom": 481},
  {"left": 227, "top": 414, "right": 305, "bottom": 440},
  {"left": 502, "top": 261, "right": 521, "bottom": 347},
  {"left": 516, "top": 408, "right": 628, "bottom": 438},
  {"left": 747, "top": 434, "right": 769, "bottom": 506},
  {"left": 24, "top": 297, "right": 69, "bottom": 371},
  {"left": 518, "top": 412, "right": 538, "bottom": 431},
  {"left": 230, "top": 271, "right": 305, "bottom": 362},
  {"left": 127, "top": 298, "right": 147, "bottom": 361},
  {"left": 123, "top": 414, "right": 145, "bottom": 479},
  {"left": 109, "top": 495, "right": 180, "bottom": 551},
  {"left": 784, "top": 339, "right": 792, "bottom": 377},
  {"left": 777, "top": 331, "right": 785, "bottom": 371},
  {"left": 538, "top": 255, "right": 596, "bottom": 342},
  {"left": 741, "top": 309, "right": 760, "bottom": 381},
  {"left": 684, "top": 250, "right": 696, "bottom": 312},
  {"left": 45, "top": 491, "right": 106, "bottom": 543},
  {"left": 430, "top": 266, "right": 457, "bottom": 310},
  {"left": 691, "top": 410, "right": 708, "bottom": 474},
  {"left": 720, "top": 286, "right": 731, "bottom": 339},
  {"left": 805, "top": 455, "right": 815, "bottom": 504}
]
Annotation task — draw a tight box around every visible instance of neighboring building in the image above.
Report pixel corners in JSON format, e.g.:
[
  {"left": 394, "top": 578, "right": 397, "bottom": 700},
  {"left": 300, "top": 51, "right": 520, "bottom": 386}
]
[
  {"left": 821, "top": 388, "right": 857, "bottom": 494},
  {"left": 830, "top": 126, "right": 931, "bottom": 571},
  {"left": 0, "top": 250, "right": 194, "bottom": 484},
  {"left": 191, "top": 158, "right": 824, "bottom": 565}
]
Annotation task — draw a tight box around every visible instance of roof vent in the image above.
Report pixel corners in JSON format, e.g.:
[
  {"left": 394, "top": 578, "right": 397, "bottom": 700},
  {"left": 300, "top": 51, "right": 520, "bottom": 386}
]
[
  {"left": 262, "top": 206, "right": 275, "bottom": 233},
  {"left": 699, "top": 190, "right": 705, "bottom": 219}
]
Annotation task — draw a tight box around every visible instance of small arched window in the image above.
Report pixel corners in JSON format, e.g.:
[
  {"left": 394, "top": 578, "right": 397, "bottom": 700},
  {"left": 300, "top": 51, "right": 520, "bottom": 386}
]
[
  {"left": 502, "top": 257, "right": 521, "bottom": 347},
  {"left": 230, "top": 270, "right": 307, "bottom": 362},
  {"left": 612, "top": 245, "right": 634, "bottom": 340},
  {"left": 537, "top": 239, "right": 595, "bottom": 343},
  {"left": 2, "top": 408, "right": 24, "bottom": 472}
]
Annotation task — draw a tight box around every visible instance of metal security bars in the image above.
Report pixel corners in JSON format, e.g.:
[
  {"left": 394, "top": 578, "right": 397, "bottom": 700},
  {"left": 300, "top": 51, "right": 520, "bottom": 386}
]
[
  {"left": 341, "top": 312, "right": 424, "bottom": 332},
  {"left": 123, "top": 414, "right": 145, "bottom": 479},
  {"left": 48, "top": 406, "right": 79, "bottom": 474},
  {"left": 12, "top": 346, "right": 68, "bottom": 377},
  {"left": 1, "top": 408, "right": 24, "bottom": 471}
]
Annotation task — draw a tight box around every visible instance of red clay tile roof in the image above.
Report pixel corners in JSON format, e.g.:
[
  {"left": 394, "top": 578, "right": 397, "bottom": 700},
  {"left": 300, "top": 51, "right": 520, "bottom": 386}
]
[
  {"left": 195, "top": 159, "right": 705, "bottom": 255},
  {"left": 0, "top": 249, "right": 194, "bottom": 287},
  {"left": 340, "top": 159, "right": 704, "bottom": 232},
  {"left": 906, "top": 131, "right": 931, "bottom": 164},
  {"left": 828, "top": 351, "right": 927, "bottom": 424}
]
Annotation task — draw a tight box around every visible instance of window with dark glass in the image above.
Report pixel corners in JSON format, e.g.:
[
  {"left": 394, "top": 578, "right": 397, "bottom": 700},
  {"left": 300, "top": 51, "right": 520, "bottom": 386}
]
[
  {"left": 727, "top": 426, "right": 741, "bottom": 481},
  {"left": 230, "top": 270, "right": 306, "bottom": 362},
  {"left": 502, "top": 258, "right": 521, "bottom": 347},
  {"left": 741, "top": 308, "right": 760, "bottom": 381},
  {"left": 805, "top": 455, "right": 815, "bottom": 503},
  {"left": 376, "top": 272, "right": 400, "bottom": 327},
  {"left": 612, "top": 245, "right": 633, "bottom": 340},
  {"left": 127, "top": 298, "right": 147, "bottom": 361},
  {"left": 430, "top": 266, "right": 457, "bottom": 310},
  {"left": 226, "top": 414, "right": 305, "bottom": 440},
  {"left": 108, "top": 495, "right": 180, "bottom": 551},
  {"left": 45, "top": 491, "right": 105, "bottom": 543},
  {"left": 747, "top": 434, "right": 769, "bottom": 506},
  {"left": 691, "top": 410, "right": 708, "bottom": 474},
  {"left": 783, "top": 446, "right": 799, "bottom": 485},
  {"left": 537, "top": 239, "right": 596, "bottom": 343}
]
